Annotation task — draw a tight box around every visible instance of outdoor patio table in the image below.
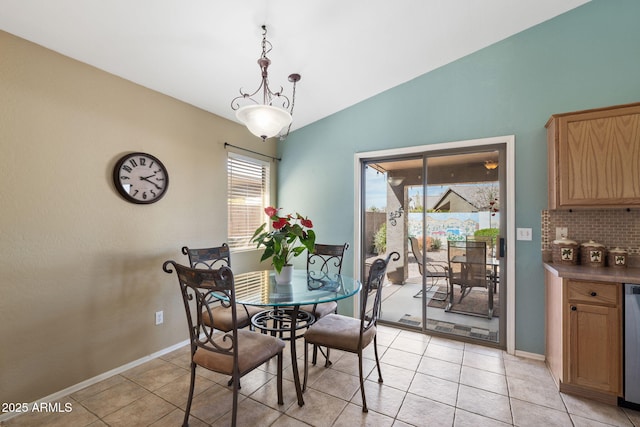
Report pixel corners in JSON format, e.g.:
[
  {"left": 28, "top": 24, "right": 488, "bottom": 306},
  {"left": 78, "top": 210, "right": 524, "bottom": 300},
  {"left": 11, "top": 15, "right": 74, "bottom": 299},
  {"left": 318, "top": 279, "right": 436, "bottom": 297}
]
[{"left": 221, "top": 269, "right": 362, "bottom": 407}]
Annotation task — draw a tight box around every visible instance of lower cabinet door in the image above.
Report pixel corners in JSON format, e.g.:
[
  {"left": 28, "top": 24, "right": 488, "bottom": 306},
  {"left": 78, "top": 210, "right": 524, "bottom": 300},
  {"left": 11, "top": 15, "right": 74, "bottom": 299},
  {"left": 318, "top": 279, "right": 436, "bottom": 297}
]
[{"left": 567, "top": 302, "right": 621, "bottom": 394}]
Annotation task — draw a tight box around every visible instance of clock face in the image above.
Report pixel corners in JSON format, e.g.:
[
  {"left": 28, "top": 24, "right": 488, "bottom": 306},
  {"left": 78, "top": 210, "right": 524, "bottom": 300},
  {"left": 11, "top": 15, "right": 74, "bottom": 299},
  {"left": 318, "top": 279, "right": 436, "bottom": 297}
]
[{"left": 113, "top": 152, "right": 169, "bottom": 204}]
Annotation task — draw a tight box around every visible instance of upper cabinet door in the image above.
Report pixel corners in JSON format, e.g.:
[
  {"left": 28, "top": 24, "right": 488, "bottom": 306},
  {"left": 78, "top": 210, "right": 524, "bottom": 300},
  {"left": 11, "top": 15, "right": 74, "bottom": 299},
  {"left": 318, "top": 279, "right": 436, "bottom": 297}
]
[{"left": 547, "top": 103, "right": 640, "bottom": 209}]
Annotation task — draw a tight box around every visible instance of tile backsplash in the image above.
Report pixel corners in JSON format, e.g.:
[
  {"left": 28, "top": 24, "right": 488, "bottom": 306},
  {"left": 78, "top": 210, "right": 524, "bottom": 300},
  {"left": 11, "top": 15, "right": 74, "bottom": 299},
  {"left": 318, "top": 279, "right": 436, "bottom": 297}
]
[{"left": 541, "top": 209, "right": 640, "bottom": 266}]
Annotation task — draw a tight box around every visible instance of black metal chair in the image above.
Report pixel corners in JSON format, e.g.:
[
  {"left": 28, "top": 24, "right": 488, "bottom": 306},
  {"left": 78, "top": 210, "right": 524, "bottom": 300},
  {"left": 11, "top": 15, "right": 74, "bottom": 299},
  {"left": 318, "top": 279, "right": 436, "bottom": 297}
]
[
  {"left": 302, "top": 251, "right": 400, "bottom": 412},
  {"left": 182, "top": 244, "right": 262, "bottom": 331},
  {"left": 163, "top": 261, "right": 285, "bottom": 427},
  {"left": 299, "top": 243, "right": 349, "bottom": 365},
  {"left": 301, "top": 243, "right": 349, "bottom": 316}
]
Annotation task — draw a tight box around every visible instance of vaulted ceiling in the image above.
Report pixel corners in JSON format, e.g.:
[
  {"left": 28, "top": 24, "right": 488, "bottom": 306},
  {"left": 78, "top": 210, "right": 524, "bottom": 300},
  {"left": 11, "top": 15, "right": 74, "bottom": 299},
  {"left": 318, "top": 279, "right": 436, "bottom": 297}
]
[{"left": 0, "top": 0, "right": 589, "bottom": 132}]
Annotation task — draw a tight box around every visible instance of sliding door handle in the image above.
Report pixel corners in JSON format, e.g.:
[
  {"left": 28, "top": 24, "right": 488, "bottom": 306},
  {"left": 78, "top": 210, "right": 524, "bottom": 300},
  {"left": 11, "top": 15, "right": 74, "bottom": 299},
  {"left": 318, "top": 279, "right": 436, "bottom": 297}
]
[{"left": 499, "top": 237, "right": 506, "bottom": 258}]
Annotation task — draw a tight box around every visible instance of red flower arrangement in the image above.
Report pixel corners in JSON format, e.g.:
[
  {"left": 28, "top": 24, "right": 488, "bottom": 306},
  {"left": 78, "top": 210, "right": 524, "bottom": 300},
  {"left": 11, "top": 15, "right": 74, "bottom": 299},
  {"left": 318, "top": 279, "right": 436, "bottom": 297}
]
[{"left": 251, "top": 207, "right": 316, "bottom": 273}]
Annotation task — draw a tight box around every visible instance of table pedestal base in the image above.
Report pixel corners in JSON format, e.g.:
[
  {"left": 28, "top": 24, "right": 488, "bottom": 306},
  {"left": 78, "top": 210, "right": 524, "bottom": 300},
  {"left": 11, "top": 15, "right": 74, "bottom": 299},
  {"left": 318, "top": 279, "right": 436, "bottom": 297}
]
[
  {"left": 251, "top": 308, "right": 315, "bottom": 340},
  {"left": 251, "top": 307, "right": 315, "bottom": 406}
]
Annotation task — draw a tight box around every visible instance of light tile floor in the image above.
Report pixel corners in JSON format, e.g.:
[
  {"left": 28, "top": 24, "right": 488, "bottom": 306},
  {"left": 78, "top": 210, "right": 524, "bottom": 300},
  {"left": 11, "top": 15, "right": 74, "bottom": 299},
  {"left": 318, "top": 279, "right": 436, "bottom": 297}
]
[{"left": 3, "top": 325, "right": 639, "bottom": 426}]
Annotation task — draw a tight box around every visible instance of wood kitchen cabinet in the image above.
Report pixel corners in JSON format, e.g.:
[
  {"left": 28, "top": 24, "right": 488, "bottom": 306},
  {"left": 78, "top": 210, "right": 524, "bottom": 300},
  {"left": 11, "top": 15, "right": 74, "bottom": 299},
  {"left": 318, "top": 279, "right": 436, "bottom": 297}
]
[
  {"left": 545, "top": 271, "right": 622, "bottom": 404},
  {"left": 546, "top": 102, "right": 640, "bottom": 208}
]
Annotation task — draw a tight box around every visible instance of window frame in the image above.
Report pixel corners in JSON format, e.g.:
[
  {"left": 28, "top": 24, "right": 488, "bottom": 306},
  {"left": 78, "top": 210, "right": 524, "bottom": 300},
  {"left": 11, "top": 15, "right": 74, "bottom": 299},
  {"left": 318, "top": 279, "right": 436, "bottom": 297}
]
[{"left": 227, "top": 152, "right": 272, "bottom": 251}]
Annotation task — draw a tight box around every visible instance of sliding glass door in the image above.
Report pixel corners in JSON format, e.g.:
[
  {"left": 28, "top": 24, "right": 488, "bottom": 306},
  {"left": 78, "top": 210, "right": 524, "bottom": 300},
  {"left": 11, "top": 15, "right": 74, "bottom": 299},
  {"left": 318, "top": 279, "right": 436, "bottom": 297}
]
[{"left": 361, "top": 144, "right": 506, "bottom": 347}]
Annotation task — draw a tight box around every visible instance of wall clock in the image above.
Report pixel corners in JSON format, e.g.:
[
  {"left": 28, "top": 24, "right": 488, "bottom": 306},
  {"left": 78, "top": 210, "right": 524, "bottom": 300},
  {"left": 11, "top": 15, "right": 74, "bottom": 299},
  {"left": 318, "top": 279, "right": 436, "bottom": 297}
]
[{"left": 113, "top": 152, "right": 169, "bottom": 204}]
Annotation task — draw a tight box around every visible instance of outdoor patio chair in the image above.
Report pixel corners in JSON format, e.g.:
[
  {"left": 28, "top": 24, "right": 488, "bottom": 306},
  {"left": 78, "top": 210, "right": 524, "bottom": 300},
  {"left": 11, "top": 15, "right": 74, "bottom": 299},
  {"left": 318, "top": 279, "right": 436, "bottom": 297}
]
[
  {"left": 466, "top": 235, "right": 499, "bottom": 291},
  {"left": 409, "top": 237, "right": 448, "bottom": 301},
  {"left": 446, "top": 240, "right": 494, "bottom": 318}
]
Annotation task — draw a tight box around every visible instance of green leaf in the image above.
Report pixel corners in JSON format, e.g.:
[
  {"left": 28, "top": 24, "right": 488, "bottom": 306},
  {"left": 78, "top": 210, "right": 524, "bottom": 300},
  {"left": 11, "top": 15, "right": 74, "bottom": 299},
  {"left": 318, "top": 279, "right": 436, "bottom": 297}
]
[
  {"left": 273, "top": 255, "right": 286, "bottom": 273},
  {"left": 301, "top": 229, "right": 316, "bottom": 252},
  {"left": 291, "top": 246, "right": 305, "bottom": 257},
  {"left": 290, "top": 224, "right": 303, "bottom": 237},
  {"left": 260, "top": 247, "right": 274, "bottom": 261},
  {"left": 251, "top": 223, "right": 267, "bottom": 241}
]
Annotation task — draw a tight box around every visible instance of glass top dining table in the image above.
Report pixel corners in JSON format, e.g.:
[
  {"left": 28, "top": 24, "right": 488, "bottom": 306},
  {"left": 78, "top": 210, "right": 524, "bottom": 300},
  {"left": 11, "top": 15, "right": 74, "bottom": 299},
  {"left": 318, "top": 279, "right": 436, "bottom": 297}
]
[
  {"left": 232, "top": 269, "right": 362, "bottom": 307},
  {"left": 225, "top": 268, "right": 362, "bottom": 407}
]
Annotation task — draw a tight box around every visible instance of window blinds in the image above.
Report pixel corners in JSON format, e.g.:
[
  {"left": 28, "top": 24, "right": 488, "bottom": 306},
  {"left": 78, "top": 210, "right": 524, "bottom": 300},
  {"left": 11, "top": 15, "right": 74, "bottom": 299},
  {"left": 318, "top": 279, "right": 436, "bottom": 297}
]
[{"left": 227, "top": 153, "right": 270, "bottom": 249}]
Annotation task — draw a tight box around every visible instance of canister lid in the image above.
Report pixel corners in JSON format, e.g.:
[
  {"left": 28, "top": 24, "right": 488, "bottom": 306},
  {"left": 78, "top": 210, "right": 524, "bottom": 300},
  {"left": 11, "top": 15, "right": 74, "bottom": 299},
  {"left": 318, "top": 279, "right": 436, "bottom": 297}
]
[
  {"left": 553, "top": 237, "right": 578, "bottom": 245},
  {"left": 609, "top": 247, "right": 628, "bottom": 254},
  {"left": 581, "top": 240, "right": 604, "bottom": 248}
]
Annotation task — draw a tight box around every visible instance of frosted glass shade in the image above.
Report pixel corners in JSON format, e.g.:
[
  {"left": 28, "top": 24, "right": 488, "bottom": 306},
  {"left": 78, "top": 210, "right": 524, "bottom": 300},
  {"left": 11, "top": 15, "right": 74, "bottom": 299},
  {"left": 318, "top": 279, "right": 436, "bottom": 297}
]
[{"left": 236, "top": 105, "right": 292, "bottom": 141}]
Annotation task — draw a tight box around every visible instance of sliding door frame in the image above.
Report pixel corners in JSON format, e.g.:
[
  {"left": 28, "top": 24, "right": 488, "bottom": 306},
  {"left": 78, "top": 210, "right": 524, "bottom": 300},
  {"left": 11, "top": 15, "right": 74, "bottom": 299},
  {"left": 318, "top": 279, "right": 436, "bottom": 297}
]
[{"left": 353, "top": 135, "right": 516, "bottom": 355}]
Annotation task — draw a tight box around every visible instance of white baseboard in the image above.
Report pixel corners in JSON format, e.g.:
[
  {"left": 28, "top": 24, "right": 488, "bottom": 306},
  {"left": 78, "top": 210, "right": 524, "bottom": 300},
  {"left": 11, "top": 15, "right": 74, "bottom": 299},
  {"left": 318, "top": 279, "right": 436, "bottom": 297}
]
[
  {"left": 514, "top": 349, "right": 545, "bottom": 361},
  {"left": 0, "top": 339, "right": 190, "bottom": 422}
]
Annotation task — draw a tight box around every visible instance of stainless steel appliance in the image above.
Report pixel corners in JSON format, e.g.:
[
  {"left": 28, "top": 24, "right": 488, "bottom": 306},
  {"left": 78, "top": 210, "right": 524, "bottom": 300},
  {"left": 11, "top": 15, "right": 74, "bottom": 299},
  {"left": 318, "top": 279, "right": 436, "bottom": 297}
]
[{"left": 624, "top": 284, "right": 640, "bottom": 407}]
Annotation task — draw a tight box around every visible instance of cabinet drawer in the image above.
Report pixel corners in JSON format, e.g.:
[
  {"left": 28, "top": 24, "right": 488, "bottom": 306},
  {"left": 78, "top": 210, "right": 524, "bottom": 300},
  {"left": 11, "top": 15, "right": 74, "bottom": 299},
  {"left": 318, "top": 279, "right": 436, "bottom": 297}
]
[{"left": 567, "top": 281, "right": 619, "bottom": 306}]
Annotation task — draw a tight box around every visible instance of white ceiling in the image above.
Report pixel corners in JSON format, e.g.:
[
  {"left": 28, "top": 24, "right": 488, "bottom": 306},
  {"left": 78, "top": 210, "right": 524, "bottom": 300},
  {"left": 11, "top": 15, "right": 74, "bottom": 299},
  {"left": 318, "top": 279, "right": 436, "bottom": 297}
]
[{"left": 1, "top": 0, "right": 589, "bottom": 133}]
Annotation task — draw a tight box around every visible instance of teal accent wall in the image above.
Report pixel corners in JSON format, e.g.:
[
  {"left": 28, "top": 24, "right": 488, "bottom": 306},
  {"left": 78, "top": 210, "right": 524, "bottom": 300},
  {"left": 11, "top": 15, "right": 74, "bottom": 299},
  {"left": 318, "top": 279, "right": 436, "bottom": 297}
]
[{"left": 277, "top": 0, "right": 640, "bottom": 354}]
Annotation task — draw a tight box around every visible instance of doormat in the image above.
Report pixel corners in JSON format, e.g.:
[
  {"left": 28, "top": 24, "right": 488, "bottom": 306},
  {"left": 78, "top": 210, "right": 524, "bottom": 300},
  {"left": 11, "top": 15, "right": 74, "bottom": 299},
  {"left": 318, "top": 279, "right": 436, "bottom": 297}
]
[
  {"left": 398, "top": 314, "right": 422, "bottom": 326},
  {"left": 429, "top": 318, "right": 498, "bottom": 342},
  {"left": 428, "top": 286, "right": 500, "bottom": 318},
  {"left": 394, "top": 316, "right": 497, "bottom": 342}
]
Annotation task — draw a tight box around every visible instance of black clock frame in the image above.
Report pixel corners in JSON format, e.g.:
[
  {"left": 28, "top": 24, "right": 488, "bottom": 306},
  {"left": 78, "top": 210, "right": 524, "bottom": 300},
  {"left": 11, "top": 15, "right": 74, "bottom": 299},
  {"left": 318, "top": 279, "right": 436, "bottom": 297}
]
[{"left": 113, "top": 152, "right": 169, "bottom": 204}]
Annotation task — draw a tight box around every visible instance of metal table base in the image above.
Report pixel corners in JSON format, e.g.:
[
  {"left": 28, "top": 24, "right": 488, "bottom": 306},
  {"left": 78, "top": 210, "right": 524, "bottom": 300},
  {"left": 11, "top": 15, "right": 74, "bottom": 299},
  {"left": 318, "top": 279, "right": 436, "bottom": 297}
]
[{"left": 251, "top": 306, "right": 315, "bottom": 406}]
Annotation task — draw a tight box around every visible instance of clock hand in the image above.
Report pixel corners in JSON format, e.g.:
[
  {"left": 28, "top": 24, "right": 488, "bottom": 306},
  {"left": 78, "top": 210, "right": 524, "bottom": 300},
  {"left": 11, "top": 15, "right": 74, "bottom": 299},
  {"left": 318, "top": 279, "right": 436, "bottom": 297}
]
[
  {"left": 140, "top": 174, "right": 156, "bottom": 180},
  {"left": 139, "top": 175, "right": 162, "bottom": 190}
]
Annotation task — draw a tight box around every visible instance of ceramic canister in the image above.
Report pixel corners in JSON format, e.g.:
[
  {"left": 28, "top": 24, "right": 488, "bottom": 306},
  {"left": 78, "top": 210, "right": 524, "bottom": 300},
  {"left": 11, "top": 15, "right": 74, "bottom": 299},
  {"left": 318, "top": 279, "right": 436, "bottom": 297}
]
[
  {"left": 580, "top": 240, "right": 606, "bottom": 267},
  {"left": 608, "top": 247, "right": 628, "bottom": 268},
  {"left": 552, "top": 237, "right": 579, "bottom": 265}
]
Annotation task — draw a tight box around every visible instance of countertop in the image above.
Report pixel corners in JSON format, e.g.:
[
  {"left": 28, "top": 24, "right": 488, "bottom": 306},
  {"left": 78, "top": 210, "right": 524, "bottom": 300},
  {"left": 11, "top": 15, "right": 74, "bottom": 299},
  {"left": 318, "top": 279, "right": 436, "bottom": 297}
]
[{"left": 544, "top": 262, "right": 640, "bottom": 284}]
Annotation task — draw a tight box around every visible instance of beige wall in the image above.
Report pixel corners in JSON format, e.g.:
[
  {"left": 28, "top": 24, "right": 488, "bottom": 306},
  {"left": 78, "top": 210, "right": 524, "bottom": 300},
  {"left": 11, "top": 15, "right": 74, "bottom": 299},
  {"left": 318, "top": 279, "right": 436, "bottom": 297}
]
[{"left": 0, "top": 30, "right": 277, "bottom": 404}]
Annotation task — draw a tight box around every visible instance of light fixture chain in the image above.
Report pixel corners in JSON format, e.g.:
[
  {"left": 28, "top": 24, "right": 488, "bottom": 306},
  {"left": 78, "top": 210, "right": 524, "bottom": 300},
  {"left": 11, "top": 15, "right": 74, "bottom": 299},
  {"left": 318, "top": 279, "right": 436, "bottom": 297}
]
[
  {"left": 280, "top": 78, "right": 298, "bottom": 140},
  {"left": 260, "top": 25, "right": 272, "bottom": 59}
]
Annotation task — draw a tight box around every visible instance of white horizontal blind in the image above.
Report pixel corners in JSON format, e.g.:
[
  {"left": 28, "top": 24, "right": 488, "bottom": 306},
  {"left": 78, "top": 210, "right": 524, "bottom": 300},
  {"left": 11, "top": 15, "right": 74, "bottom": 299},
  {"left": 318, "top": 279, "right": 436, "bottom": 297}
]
[
  {"left": 234, "top": 271, "right": 270, "bottom": 304},
  {"left": 227, "top": 153, "right": 270, "bottom": 250}
]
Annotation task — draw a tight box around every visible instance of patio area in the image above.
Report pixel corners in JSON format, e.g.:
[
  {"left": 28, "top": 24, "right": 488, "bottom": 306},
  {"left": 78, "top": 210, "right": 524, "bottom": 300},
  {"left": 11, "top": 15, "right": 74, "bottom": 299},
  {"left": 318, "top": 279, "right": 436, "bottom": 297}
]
[{"left": 375, "top": 249, "right": 500, "bottom": 343}]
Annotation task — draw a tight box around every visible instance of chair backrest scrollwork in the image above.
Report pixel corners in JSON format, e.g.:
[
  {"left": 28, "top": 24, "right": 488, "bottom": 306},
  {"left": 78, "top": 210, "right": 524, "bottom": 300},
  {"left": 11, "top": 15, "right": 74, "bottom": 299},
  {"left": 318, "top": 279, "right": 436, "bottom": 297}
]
[
  {"left": 182, "top": 244, "right": 231, "bottom": 270},
  {"left": 307, "top": 243, "right": 349, "bottom": 274},
  {"left": 182, "top": 244, "right": 232, "bottom": 309},
  {"left": 163, "top": 261, "right": 239, "bottom": 361}
]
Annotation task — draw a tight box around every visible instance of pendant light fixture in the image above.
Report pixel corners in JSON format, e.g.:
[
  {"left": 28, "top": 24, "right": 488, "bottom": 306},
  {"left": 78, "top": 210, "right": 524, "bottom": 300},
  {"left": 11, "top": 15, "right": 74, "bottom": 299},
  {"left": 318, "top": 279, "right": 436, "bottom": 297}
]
[
  {"left": 484, "top": 160, "right": 499, "bottom": 170},
  {"left": 231, "top": 25, "right": 300, "bottom": 142}
]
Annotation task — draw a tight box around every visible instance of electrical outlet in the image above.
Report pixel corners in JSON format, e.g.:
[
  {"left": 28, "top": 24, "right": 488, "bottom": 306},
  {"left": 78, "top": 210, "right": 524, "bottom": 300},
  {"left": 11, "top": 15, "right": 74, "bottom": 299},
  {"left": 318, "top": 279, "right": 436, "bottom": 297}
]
[
  {"left": 556, "top": 227, "right": 568, "bottom": 240},
  {"left": 155, "top": 311, "right": 163, "bottom": 325},
  {"left": 517, "top": 228, "right": 532, "bottom": 241}
]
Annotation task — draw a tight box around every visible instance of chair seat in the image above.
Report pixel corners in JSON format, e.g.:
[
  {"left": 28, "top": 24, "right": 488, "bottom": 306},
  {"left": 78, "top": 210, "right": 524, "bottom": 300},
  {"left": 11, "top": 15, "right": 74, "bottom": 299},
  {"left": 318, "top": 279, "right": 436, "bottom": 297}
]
[
  {"left": 299, "top": 301, "right": 337, "bottom": 319},
  {"left": 449, "top": 272, "right": 486, "bottom": 288},
  {"left": 194, "top": 329, "right": 285, "bottom": 375},
  {"left": 304, "top": 314, "right": 376, "bottom": 353},
  {"left": 202, "top": 304, "right": 263, "bottom": 332}
]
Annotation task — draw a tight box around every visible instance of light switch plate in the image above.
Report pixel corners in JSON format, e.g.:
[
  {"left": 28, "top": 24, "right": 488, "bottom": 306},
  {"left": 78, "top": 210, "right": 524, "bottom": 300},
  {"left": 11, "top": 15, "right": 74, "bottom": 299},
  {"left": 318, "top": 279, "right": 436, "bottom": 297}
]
[{"left": 517, "top": 228, "right": 533, "bottom": 241}]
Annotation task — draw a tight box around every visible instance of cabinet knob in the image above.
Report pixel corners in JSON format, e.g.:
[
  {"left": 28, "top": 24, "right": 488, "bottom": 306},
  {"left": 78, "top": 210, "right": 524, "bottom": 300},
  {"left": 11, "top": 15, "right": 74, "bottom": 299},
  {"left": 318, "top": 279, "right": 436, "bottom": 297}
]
[
  {"left": 590, "top": 291, "right": 597, "bottom": 297},
  {"left": 571, "top": 306, "right": 577, "bottom": 311}
]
